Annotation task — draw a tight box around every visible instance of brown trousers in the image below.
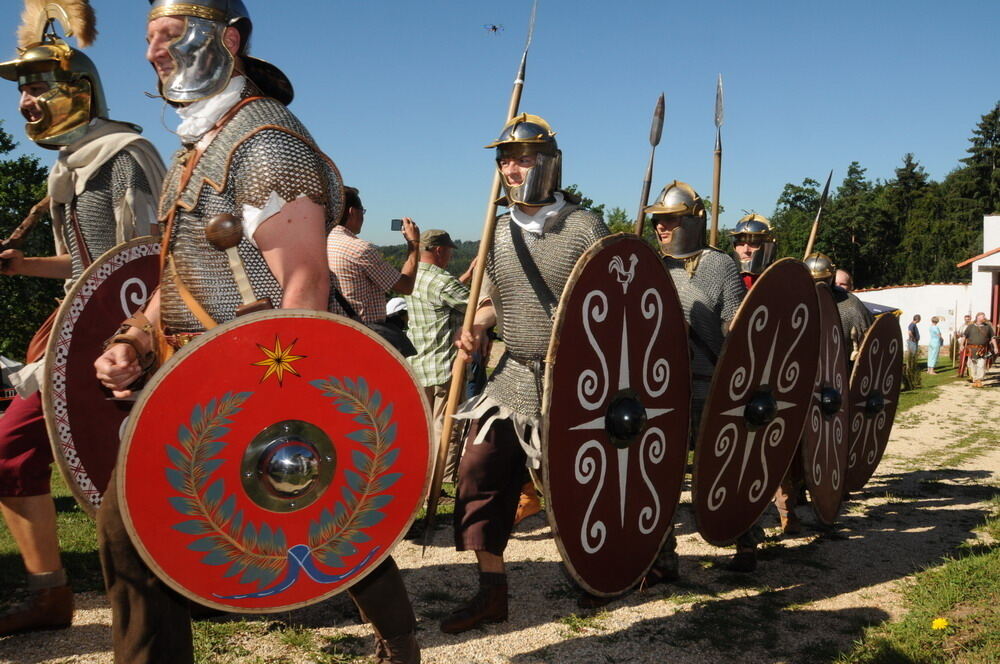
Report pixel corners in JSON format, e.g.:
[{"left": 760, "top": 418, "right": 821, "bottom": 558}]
[
  {"left": 453, "top": 416, "right": 527, "bottom": 556},
  {"left": 98, "top": 470, "right": 416, "bottom": 664}
]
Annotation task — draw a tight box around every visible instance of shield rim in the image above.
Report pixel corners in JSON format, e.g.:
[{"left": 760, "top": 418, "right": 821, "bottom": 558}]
[
  {"left": 542, "top": 232, "right": 689, "bottom": 597},
  {"left": 691, "top": 257, "right": 820, "bottom": 546},
  {"left": 41, "top": 236, "right": 161, "bottom": 517},
  {"left": 117, "top": 309, "right": 433, "bottom": 613},
  {"left": 801, "top": 282, "right": 850, "bottom": 525},
  {"left": 844, "top": 312, "right": 902, "bottom": 492}
]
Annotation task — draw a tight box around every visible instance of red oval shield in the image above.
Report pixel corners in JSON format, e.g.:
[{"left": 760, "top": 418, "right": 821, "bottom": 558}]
[
  {"left": 42, "top": 237, "right": 160, "bottom": 516},
  {"left": 119, "top": 311, "right": 431, "bottom": 612},
  {"left": 845, "top": 313, "right": 902, "bottom": 492},
  {"left": 543, "top": 234, "right": 690, "bottom": 596},
  {"left": 801, "top": 283, "right": 850, "bottom": 524},
  {"left": 692, "top": 258, "right": 820, "bottom": 545}
]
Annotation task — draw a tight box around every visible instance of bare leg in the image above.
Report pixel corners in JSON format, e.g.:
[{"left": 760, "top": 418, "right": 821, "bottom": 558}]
[
  {"left": 0, "top": 495, "right": 62, "bottom": 573},
  {"left": 475, "top": 550, "right": 505, "bottom": 574}
]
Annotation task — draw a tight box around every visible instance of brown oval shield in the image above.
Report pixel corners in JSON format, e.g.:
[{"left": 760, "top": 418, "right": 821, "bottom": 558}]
[
  {"left": 542, "top": 234, "right": 690, "bottom": 597},
  {"left": 845, "top": 313, "right": 902, "bottom": 492},
  {"left": 800, "top": 283, "right": 850, "bottom": 525},
  {"left": 41, "top": 237, "right": 160, "bottom": 516},
  {"left": 118, "top": 310, "right": 431, "bottom": 613},
  {"left": 692, "top": 258, "right": 820, "bottom": 546}
]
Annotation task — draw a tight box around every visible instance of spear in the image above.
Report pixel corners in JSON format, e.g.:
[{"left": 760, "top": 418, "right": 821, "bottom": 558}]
[
  {"left": 709, "top": 74, "right": 723, "bottom": 247},
  {"left": 0, "top": 197, "right": 51, "bottom": 270},
  {"left": 633, "top": 93, "right": 665, "bottom": 236},
  {"left": 803, "top": 170, "right": 834, "bottom": 259},
  {"left": 420, "top": 0, "right": 539, "bottom": 549}
]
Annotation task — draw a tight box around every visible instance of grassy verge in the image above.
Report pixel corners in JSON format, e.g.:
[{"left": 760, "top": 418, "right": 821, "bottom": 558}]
[
  {"left": 836, "top": 497, "right": 1000, "bottom": 664},
  {"left": 897, "top": 366, "right": 962, "bottom": 414}
]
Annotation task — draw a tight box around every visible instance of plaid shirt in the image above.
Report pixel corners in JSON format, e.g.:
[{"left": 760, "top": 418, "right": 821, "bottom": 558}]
[
  {"left": 404, "top": 262, "right": 469, "bottom": 387},
  {"left": 326, "top": 226, "right": 401, "bottom": 324}
]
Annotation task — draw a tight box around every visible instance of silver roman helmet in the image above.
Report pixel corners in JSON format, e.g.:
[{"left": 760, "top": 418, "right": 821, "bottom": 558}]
[
  {"left": 805, "top": 252, "right": 836, "bottom": 285},
  {"left": 485, "top": 113, "right": 561, "bottom": 207},
  {"left": 0, "top": 0, "right": 108, "bottom": 149},
  {"left": 644, "top": 180, "right": 706, "bottom": 259},
  {"left": 730, "top": 213, "right": 776, "bottom": 275},
  {"left": 147, "top": 0, "right": 293, "bottom": 105}
]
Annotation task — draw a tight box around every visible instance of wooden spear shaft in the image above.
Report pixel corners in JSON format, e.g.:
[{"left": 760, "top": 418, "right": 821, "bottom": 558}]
[
  {"left": 709, "top": 75, "right": 723, "bottom": 247},
  {"left": 0, "top": 196, "right": 51, "bottom": 269},
  {"left": 803, "top": 170, "right": 833, "bottom": 259},
  {"left": 634, "top": 93, "right": 665, "bottom": 237},
  {"left": 420, "top": 2, "right": 537, "bottom": 548}
]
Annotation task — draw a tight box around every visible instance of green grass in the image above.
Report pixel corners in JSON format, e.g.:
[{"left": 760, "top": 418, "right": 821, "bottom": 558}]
[
  {"left": 836, "top": 498, "right": 1000, "bottom": 664},
  {"left": 897, "top": 366, "right": 963, "bottom": 414},
  {"left": 557, "top": 611, "right": 608, "bottom": 635}
]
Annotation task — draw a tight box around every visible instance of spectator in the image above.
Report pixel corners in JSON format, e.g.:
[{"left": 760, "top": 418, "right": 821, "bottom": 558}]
[
  {"left": 404, "top": 230, "right": 474, "bottom": 483},
  {"left": 907, "top": 314, "right": 921, "bottom": 357},
  {"left": 958, "top": 314, "right": 973, "bottom": 379},
  {"left": 327, "top": 187, "right": 420, "bottom": 324},
  {"left": 963, "top": 312, "right": 997, "bottom": 388},
  {"left": 926, "top": 316, "right": 942, "bottom": 374}
]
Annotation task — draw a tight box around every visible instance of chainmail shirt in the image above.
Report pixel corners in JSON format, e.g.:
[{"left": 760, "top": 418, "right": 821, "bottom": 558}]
[
  {"left": 62, "top": 151, "right": 152, "bottom": 286},
  {"left": 832, "top": 287, "right": 874, "bottom": 355},
  {"left": 159, "top": 92, "right": 343, "bottom": 333},
  {"left": 482, "top": 205, "right": 609, "bottom": 418},
  {"left": 663, "top": 248, "right": 746, "bottom": 404}
]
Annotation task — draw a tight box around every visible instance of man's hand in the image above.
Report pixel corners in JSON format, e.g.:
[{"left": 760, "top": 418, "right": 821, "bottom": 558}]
[
  {"left": 456, "top": 324, "right": 490, "bottom": 363},
  {"left": 94, "top": 343, "right": 143, "bottom": 398},
  {"left": 0, "top": 249, "right": 24, "bottom": 275},
  {"left": 401, "top": 218, "right": 420, "bottom": 246}
]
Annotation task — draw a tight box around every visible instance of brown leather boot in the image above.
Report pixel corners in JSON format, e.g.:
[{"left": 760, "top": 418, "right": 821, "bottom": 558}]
[
  {"left": 726, "top": 551, "right": 757, "bottom": 573},
  {"left": 440, "top": 582, "right": 508, "bottom": 634},
  {"left": 513, "top": 482, "right": 541, "bottom": 526},
  {"left": 0, "top": 584, "right": 73, "bottom": 635},
  {"left": 374, "top": 632, "right": 421, "bottom": 664}
]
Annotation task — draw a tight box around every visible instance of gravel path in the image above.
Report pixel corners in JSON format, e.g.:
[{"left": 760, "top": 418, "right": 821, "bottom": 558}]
[{"left": 2, "top": 369, "right": 998, "bottom": 664}]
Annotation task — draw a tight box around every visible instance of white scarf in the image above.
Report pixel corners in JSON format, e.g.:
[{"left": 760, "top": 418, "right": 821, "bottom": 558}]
[
  {"left": 508, "top": 191, "right": 567, "bottom": 235},
  {"left": 176, "top": 76, "right": 245, "bottom": 143}
]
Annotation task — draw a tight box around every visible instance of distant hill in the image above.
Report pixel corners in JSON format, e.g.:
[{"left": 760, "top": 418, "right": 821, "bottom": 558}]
[{"left": 378, "top": 239, "right": 480, "bottom": 278}]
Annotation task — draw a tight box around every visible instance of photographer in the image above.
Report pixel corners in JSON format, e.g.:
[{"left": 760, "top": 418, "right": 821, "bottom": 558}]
[{"left": 326, "top": 186, "right": 420, "bottom": 323}]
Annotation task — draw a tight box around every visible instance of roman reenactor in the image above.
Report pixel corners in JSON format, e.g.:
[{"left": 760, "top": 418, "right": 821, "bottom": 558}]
[
  {"left": 92, "top": 2, "right": 419, "bottom": 662},
  {"left": 442, "top": 113, "right": 609, "bottom": 633},
  {"left": 643, "top": 181, "right": 765, "bottom": 574},
  {"left": 805, "top": 252, "right": 874, "bottom": 359},
  {"left": 730, "top": 213, "right": 776, "bottom": 290},
  {"left": 0, "top": 0, "right": 164, "bottom": 635}
]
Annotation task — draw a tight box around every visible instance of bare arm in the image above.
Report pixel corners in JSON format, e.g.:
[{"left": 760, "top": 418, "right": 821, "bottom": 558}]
[
  {"left": 0, "top": 250, "right": 72, "bottom": 279},
  {"left": 256, "top": 197, "right": 330, "bottom": 310},
  {"left": 456, "top": 301, "right": 496, "bottom": 363},
  {"left": 458, "top": 256, "right": 477, "bottom": 286},
  {"left": 391, "top": 218, "right": 421, "bottom": 295}
]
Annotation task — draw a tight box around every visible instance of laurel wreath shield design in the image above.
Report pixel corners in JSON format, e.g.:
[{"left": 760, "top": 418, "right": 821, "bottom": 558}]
[{"left": 165, "top": 377, "right": 400, "bottom": 599}]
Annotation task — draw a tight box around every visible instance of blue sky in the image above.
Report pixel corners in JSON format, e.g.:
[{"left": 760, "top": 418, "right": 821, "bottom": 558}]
[{"left": 1, "top": 1, "right": 997, "bottom": 246}]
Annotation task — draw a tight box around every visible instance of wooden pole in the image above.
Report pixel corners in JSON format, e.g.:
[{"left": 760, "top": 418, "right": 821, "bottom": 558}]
[{"left": 421, "top": 1, "right": 538, "bottom": 549}]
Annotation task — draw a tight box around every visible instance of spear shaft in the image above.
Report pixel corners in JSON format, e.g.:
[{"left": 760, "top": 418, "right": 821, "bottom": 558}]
[
  {"left": 421, "top": 0, "right": 538, "bottom": 549},
  {"left": 803, "top": 170, "right": 834, "bottom": 259},
  {"left": 634, "top": 93, "right": 665, "bottom": 236},
  {"left": 0, "top": 197, "right": 50, "bottom": 270},
  {"left": 709, "top": 74, "right": 723, "bottom": 247}
]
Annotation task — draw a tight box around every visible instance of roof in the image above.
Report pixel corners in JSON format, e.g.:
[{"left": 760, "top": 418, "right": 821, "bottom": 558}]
[{"left": 956, "top": 245, "right": 1000, "bottom": 268}]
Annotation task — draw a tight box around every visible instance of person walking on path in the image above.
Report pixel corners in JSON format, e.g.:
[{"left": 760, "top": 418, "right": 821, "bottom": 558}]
[{"left": 963, "top": 313, "right": 997, "bottom": 388}]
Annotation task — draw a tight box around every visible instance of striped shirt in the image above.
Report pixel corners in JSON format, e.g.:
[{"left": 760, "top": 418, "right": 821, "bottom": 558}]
[
  {"left": 326, "top": 225, "right": 401, "bottom": 324},
  {"left": 404, "top": 262, "right": 469, "bottom": 387}
]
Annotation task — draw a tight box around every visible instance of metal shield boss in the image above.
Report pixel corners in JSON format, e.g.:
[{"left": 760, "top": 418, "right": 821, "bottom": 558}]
[
  {"left": 844, "top": 313, "right": 902, "bottom": 492},
  {"left": 42, "top": 237, "right": 161, "bottom": 516},
  {"left": 542, "top": 235, "right": 690, "bottom": 596},
  {"left": 800, "top": 283, "right": 850, "bottom": 525},
  {"left": 692, "top": 259, "right": 820, "bottom": 545},
  {"left": 118, "top": 311, "right": 431, "bottom": 612}
]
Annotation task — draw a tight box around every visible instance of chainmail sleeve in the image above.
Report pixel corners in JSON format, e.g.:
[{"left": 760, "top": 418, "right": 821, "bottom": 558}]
[{"left": 230, "top": 128, "right": 337, "bottom": 230}]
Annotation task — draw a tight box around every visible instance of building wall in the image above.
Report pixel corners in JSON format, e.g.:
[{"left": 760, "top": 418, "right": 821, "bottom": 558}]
[
  {"left": 971, "top": 215, "right": 1000, "bottom": 322},
  {"left": 855, "top": 283, "right": 971, "bottom": 347}
]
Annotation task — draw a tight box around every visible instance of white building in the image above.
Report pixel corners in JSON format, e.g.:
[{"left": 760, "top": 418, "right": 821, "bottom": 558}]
[{"left": 956, "top": 214, "right": 1000, "bottom": 327}]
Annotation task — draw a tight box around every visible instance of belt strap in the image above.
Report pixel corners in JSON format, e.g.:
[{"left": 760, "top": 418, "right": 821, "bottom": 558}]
[{"left": 508, "top": 221, "right": 558, "bottom": 320}]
